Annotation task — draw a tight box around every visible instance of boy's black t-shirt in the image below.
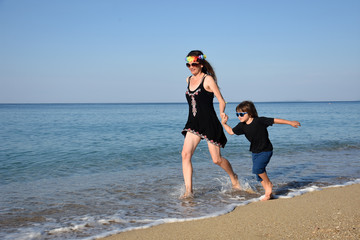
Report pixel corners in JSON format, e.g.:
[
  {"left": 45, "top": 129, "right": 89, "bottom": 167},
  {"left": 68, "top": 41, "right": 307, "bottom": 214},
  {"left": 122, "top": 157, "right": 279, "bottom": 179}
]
[{"left": 232, "top": 117, "right": 274, "bottom": 153}]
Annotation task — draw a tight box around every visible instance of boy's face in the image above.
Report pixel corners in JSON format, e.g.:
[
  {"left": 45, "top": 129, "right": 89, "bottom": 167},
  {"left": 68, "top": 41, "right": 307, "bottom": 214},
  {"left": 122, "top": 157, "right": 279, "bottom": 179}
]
[{"left": 236, "top": 110, "right": 250, "bottom": 123}]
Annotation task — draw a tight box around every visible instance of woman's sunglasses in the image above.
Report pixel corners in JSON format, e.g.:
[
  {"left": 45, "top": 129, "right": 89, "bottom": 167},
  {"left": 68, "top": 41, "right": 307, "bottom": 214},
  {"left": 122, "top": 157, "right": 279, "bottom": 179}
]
[
  {"left": 236, "top": 112, "right": 247, "bottom": 117},
  {"left": 186, "top": 63, "right": 200, "bottom": 68}
]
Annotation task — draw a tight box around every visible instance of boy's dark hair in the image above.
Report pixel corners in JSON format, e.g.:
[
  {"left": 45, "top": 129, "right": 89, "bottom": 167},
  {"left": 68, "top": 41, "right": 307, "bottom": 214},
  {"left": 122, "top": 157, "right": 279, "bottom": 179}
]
[{"left": 236, "top": 101, "right": 259, "bottom": 118}]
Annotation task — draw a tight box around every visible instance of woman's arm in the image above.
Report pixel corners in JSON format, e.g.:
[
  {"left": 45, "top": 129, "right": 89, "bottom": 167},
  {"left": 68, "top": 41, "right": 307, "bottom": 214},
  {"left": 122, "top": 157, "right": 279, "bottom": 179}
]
[
  {"left": 204, "top": 75, "right": 226, "bottom": 118},
  {"left": 274, "top": 118, "right": 301, "bottom": 128}
]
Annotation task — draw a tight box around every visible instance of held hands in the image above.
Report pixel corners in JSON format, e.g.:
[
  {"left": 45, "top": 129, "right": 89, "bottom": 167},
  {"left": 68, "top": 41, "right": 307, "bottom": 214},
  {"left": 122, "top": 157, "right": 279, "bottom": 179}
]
[
  {"left": 221, "top": 114, "right": 235, "bottom": 135},
  {"left": 221, "top": 113, "right": 229, "bottom": 125},
  {"left": 220, "top": 112, "right": 226, "bottom": 119}
]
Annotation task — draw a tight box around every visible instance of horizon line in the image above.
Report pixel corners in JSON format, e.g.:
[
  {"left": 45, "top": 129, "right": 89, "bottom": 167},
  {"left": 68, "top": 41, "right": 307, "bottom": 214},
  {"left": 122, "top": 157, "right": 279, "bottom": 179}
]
[{"left": 1, "top": 100, "right": 359, "bottom": 105}]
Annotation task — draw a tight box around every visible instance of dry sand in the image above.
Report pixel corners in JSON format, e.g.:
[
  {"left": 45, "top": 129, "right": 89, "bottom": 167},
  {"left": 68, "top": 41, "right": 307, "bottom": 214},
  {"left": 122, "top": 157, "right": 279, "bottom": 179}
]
[{"left": 101, "top": 183, "right": 360, "bottom": 240}]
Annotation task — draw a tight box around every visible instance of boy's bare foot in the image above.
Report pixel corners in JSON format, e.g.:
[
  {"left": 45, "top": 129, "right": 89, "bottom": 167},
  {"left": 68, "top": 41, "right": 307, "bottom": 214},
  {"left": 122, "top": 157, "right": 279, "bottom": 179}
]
[
  {"left": 261, "top": 181, "right": 273, "bottom": 201},
  {"left": 261, "top": 193, "right": 273, "bottom": 201}
]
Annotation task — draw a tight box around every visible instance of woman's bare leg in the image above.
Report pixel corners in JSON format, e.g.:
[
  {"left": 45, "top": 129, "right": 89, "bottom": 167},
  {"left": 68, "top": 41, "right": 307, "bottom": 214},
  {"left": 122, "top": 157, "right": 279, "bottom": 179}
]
[
  {"left": 207, "top": 142, "right": 241, "bottom": 190},
  {"left": 181, "top": 132, "right": 201, "bottom": 198}
]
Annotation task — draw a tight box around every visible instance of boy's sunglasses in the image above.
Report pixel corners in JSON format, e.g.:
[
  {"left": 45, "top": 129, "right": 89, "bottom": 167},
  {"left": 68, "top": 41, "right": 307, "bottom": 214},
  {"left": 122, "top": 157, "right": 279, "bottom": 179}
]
[
  {"left": 186, "top": 63, "right": 200, "bottom": 68},
  {"left": 236, "top": 112, "right": 247, "bottom": 117}
]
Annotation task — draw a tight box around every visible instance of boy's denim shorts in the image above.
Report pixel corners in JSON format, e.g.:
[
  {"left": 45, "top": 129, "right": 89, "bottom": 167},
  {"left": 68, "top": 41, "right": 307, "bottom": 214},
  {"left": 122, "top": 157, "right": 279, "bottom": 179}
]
[{"left": 252, "top": 151, "right": 273, "bottom": 181}]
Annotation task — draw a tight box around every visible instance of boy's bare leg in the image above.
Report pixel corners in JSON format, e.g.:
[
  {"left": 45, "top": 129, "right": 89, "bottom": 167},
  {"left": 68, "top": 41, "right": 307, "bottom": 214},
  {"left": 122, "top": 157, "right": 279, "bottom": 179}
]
[{"left": 258, "top": 172, "right": 273, "bottom": 201}]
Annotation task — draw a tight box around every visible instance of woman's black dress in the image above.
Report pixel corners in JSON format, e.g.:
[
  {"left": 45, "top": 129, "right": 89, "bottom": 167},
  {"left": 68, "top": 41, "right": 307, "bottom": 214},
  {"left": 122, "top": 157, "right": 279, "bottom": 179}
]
[{"left": 182, "top": 75, "right": 227, "bottom": 148}]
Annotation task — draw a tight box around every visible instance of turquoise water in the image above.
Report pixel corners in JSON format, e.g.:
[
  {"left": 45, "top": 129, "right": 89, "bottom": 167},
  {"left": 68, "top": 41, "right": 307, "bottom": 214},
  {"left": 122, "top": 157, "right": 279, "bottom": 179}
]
[{"left": 0, "top": 102, "right": 359, "bottom": 239}]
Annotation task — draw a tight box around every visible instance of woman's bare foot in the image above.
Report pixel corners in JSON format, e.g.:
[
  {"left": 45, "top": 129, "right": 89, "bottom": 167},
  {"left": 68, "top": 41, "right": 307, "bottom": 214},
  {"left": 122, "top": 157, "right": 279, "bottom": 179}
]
[
  {"left": 232, "top": 174, "right": 242, "bottom": 190},
  {"left": 244, "top": 187, "right": 256, "bottom": 194},
  {"left": 180, "top": 191, "right": 194, "bottom": 199}
]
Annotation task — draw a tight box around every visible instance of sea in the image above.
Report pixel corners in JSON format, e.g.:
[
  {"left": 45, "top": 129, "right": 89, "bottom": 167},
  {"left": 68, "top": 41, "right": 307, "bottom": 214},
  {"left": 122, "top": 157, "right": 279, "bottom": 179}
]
[{"left": 1, "top": 102, "right": 359, "bottom": 240}]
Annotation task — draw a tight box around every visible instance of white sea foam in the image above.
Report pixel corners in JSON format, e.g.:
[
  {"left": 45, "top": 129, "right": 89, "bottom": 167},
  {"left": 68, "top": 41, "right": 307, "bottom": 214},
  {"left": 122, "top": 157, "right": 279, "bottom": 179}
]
[
  {"left": 3, "top": 228, "right": 42, "bottom": 240},
  {"left": 48, "top": 223, "right": 89, "bottom": 234},
  {"left": 277, "top": 185, "right": 322, "bottom": 199}
]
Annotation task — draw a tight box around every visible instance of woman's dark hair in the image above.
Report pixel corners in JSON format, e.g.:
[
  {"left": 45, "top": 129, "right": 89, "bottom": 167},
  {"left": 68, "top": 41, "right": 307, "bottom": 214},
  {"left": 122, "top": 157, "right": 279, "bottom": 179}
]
[
  {"left": 187, "top": 50, "right": 217, "bottom": 83},
  {"left": 236, "top": 101, "right": 259, "bottom": 118}
]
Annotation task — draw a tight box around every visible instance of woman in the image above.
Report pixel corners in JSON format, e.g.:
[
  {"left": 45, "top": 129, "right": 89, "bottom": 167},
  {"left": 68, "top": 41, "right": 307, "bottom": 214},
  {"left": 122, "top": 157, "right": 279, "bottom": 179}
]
[{"left": 181, "top": 50, "right": 240, "bottom": 198}]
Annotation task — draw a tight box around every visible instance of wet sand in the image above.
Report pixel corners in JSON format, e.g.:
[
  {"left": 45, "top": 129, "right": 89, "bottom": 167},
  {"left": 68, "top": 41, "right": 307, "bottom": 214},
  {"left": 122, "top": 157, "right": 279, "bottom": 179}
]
[{"left": 100, "top": 183, "right": 360, "bottom": 240}]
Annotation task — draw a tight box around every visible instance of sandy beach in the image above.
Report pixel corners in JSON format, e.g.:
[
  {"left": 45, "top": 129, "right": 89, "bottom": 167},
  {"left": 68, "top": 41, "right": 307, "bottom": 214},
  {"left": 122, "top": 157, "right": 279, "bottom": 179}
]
[{"left": 101, "top": 183, "right": 360, "bottom": 240}]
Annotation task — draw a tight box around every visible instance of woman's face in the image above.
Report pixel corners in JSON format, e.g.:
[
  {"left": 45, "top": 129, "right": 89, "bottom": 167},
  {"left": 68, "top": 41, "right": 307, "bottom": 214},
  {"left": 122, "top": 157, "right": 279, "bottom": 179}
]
[{"left": 186, "top": 61, "right": 202, "bottom": 75}]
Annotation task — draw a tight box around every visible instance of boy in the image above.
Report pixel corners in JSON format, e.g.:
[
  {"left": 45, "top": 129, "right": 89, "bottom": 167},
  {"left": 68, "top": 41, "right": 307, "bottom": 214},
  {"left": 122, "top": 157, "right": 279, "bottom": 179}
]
[{"left": 221, "top": 101, "right": 301, "bottom": 201}]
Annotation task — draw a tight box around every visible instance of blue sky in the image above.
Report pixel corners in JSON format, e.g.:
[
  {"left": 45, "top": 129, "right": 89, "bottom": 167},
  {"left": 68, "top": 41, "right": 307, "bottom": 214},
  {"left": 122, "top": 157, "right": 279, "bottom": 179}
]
[{"left": 1, "top": 0, "right": 359, "bottom": 103}]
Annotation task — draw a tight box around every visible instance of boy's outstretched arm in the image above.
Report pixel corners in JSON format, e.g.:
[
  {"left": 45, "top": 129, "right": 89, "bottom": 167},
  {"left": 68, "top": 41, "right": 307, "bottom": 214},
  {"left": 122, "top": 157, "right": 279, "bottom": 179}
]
[
  {"left": 221, "top": 114, "right": 235, "bottom": 135},
  {"left": 274, "top": 118, "right": 301, "bottom": 128}
]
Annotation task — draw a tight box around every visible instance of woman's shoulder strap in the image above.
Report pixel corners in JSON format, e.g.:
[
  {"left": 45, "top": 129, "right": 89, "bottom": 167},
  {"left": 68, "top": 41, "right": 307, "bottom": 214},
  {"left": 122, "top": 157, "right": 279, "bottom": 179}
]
[
  {"left": 200, "top": 74, "right": 208, "bottom": 84},
  {"left": 186, "top": 75, "right": 192, "bottom": 84}
]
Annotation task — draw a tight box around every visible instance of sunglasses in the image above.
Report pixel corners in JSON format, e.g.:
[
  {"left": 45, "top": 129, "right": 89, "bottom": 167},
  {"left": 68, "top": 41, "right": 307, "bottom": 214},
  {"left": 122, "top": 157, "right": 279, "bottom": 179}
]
[
  {"left": 186, "top": 63, "right": 200, "bottom": 68},
  {"left": 236, "top": 112, "right": 247, "bottom": 117}
]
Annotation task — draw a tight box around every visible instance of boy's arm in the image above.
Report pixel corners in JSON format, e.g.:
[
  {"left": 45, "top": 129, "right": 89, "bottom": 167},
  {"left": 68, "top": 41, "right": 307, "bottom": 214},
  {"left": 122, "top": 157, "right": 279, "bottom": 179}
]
[
  {"left": 274, "top": 118, "right": 301, "bottom": 128},
  {"left": 221, "top": 114, "right": 235, "bottom": 135}
]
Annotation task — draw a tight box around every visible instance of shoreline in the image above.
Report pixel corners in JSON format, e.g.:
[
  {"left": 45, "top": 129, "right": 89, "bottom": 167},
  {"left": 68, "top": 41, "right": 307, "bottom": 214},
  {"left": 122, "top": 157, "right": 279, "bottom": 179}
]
[{"left": 100, "top": 183, "right": 360, "bottom": 240}]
